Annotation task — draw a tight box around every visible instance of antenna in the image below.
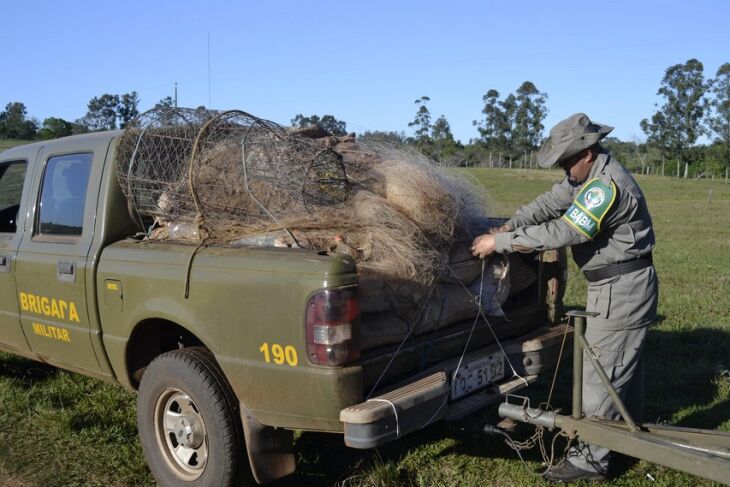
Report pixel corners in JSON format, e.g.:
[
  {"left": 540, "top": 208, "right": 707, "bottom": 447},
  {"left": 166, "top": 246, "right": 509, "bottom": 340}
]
[
  {"left": 207, "top": 32, "right": 212, "bottom": 108},
  {"left": 174, "top": 82, "right": 178, "bottom": 107}
]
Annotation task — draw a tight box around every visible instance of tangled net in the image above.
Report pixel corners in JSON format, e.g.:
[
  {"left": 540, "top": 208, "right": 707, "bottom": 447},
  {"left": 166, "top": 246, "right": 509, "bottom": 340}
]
[
  {"left": 116, "top": 107, "right": 521, "bottom": 348},
  {"left": 117, "top": 107, "right": 487, "bottom": 284}
]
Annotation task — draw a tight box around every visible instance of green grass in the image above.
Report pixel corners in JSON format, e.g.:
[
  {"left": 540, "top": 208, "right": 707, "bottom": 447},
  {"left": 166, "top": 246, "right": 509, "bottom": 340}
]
[
  {"left": 0, "top": 168, "right": 728, "bottom": 486},
  {"left": 0, "top": 138, "right": 31, "bottom": 153}
]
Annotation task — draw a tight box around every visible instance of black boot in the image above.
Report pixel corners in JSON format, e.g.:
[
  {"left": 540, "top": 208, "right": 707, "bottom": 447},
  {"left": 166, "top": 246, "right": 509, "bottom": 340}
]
[{"left": 545, "top": 461, "right": 606, "bottom": 483}]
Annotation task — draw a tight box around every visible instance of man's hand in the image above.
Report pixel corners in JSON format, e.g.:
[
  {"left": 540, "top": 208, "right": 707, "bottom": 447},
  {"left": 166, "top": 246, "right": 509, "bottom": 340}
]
[
  {"left": 488, "top": 223, "right": 513, "bottom": 234},
  {"left": 471, "top": 234, "right": 496, "bottom": 259}
]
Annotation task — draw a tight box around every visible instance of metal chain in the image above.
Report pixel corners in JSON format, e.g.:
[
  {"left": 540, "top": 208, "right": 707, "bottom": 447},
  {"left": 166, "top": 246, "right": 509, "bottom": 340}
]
[{"left": 498, "top": 314, "right": 576, "bottom": 474}]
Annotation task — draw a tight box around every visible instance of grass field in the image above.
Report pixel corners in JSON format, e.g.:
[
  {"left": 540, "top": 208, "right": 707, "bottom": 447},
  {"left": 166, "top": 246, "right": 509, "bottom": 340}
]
[
  {"left": 0, "top": 138, "right": 30, "bottom": 153},
  {"left": 0, "top": 168, "right": 728, "bottom": 486}
]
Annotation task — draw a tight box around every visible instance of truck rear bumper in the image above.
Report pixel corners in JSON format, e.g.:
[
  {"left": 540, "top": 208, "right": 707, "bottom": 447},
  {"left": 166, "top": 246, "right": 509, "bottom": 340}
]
[{"left": 340, "top": 324, "right": 572, "bottom": 449}]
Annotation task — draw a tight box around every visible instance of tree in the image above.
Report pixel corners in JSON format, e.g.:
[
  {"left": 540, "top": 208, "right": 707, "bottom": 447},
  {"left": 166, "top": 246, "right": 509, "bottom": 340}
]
[
  {"left": 81, "top": 92, "right": 141, "bottom": 131},
  {"left": 38, "top": 117, "right": 74, "bottom": 139},
  {"left": 358, "top": 130, "right": 406, "bottom": 145},
  {"left": 154, "top": 96, "right": 175, "bottom": 111},
  {"left": 641, "top": 59, "right": 711, "bottom": 173},
  {"left": 118, "top": 91, "right": 140, "bottom": 128},
  {"left": 431, "top": 115, "right": 456, "bottom": 164},
  {"left": 475, "top": 90, "right": 505, "bottom": 148},
  {"left": 707, "top": 63, "right": 730, "bottom": 171},
  {"left": 408, "top": 96, "right": 432, "bottom": 148},
  {"left": 0, "top": 102, "right": 38, "bottom": 139},
  {"left": 500, "top": 94, "right": 518, "bottom": 158},
  {"left": 291, "top": 114, "right": 347, "bottom": 135},
  {"left": 474, "top": 82, "right": 548, "bottom": 164},
  {"left": 82, "top": 94, "right": 120, "bottom": 131},
  {"left": 513, "top": 81, "right": 548, "bottom": 153}
]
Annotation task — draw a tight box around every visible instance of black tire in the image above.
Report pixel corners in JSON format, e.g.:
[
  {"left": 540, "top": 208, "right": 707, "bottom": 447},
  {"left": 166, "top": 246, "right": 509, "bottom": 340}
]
[{"left": 137, "top": 347, "right": 249, "bottom": 487}]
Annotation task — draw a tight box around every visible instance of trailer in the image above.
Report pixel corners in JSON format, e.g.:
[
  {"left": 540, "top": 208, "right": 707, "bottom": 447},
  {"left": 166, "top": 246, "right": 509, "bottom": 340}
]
[{"left": 497, "top": 310, "right": 730, "bottom": 485}]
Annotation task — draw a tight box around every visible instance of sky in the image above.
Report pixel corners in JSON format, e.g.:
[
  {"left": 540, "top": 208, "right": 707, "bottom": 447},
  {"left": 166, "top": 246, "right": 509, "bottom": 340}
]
[{"left": 2, "top": 0, "right": 729, "bottom": 144}]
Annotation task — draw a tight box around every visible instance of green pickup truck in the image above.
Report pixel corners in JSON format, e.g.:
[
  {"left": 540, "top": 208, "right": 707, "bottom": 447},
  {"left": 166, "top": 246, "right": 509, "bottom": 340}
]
[{"left": 0, "top": 131, "right": 570, "bottom": 486}]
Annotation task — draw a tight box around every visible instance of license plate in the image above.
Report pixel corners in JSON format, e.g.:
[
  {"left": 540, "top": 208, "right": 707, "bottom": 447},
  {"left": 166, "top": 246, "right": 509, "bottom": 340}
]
[{"left": 450, "top": 352, "right": 505, "bottom": 400}]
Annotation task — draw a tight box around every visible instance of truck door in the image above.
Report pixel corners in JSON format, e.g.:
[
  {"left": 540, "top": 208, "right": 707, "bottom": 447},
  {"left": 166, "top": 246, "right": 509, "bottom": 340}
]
[
  {"left": 0, "top": 158, "right": 33, "bottom": 353},
  {"left": 15, "top": 141, "right": 108, "bottom": 374}
]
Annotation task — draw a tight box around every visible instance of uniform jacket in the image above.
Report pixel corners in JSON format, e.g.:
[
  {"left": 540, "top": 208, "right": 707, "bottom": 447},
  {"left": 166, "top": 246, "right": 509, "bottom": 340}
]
[{"left": 493, "top": 151, "right": 658, "bottom": 330}]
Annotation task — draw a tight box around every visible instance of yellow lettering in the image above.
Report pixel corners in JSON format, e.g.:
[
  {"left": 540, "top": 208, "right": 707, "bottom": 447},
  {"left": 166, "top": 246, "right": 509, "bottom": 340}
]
[
  {"left": 32, "top": 322, "right": 71, "bottom": 343},
  {"left": 17, "top": 293, "right": 80, "bottom": 324},
  {"left": 50, "top": 299, "right": 61, "bottom": 319},
  {"left": 106, "top": 282, "right": 118, "bottom": 291},
  {"left": 68, "top": 303, "right": 79, "bottom": 323},
  {"left": 28, "top": 294, "right": 37, "bottom": 313},
  {"left": 41, "top": 297, "right": 51, "bottom": 316}
]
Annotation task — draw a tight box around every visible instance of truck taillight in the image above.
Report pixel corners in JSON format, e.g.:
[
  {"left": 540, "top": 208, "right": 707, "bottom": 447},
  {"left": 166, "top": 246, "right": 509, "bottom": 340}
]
[{"left": 305, "top": 288, "right": 360, "bottom": 366}]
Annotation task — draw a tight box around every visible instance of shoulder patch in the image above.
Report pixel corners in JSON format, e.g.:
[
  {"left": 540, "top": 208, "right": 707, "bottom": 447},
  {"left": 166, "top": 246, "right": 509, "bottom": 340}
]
[{"left": 561, "top": 178, "right": 617, "bottom": 239}]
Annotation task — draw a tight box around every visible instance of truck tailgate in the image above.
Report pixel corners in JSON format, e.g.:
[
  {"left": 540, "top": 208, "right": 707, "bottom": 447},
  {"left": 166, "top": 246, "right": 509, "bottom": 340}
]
[{"left": 341, "top": 324, "right": 572, "bottom": 448}]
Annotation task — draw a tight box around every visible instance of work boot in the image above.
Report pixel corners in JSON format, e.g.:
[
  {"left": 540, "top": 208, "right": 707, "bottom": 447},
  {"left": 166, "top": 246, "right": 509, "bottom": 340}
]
[{"left": 545, "top": 461, "right": 605, "bottom": 483}]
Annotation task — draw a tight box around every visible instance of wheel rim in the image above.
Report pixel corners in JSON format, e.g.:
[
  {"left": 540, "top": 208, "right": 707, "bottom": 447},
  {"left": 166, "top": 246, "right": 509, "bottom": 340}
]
[{"left": 153, "top": 387, "right": 208, "bottom": 480}]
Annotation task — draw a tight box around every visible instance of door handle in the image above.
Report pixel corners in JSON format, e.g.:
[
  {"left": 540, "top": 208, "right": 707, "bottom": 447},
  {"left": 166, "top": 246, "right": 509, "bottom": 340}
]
[
  {"left": 0, "top": 255, "right": 10, "bottom": 273},
  {"left": 57, "top": 260, "right": 76, "bottom": 283}
]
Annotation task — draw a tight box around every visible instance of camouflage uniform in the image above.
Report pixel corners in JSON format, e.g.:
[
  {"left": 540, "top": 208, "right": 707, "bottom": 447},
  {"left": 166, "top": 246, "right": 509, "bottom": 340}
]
[{"left": 493, "top": 150, "right": 658, "bottom": 474}]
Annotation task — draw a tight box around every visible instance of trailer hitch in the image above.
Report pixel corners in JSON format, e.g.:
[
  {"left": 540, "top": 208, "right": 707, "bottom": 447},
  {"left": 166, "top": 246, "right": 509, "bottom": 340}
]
[{"left": 498, "top": 310, "right": 730, "bottom": 485}]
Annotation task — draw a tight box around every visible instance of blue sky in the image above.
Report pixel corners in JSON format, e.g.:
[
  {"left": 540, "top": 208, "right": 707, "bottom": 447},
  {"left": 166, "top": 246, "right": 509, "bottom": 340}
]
[{"left": 2, "top": 0, "right": 728, "bottom": 143}]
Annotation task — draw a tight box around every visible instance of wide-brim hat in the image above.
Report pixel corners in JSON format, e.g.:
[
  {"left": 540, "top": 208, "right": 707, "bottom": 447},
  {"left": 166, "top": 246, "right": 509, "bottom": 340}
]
[{"left": 537, "top": 113, "right": 613, "bottom": 168}]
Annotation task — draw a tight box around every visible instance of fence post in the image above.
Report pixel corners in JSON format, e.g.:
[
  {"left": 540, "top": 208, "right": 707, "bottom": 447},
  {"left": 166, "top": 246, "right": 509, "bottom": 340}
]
[
  {"left": 662, "top": 158, "right": 665, "bottom": 177},
  {"left": 509, "top": 157, "right": 512, "bottom": 169}
]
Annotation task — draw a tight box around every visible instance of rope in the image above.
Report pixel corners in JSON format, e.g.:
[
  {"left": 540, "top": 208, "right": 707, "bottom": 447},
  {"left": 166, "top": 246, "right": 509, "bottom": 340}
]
[
  {"left": 494, "top": 315, "right": 576, "bottom": 477},
  {"left": 442, "top": 257, "right": 527, "bottom": 386},
  {"left": 365, "top": 280, "right": 440, "bottom": 400},
  {"left": 365, "top": 398, "right": 401, "bottom": 438},
  {"left": 546, "top": 317, "right": 571, "bottom": 407}
]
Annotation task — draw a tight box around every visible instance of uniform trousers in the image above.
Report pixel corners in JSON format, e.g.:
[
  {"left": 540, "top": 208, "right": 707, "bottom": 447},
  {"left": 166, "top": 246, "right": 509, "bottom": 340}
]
[{"left": 568, "top": 266, "right": 658, "bottom": 474}]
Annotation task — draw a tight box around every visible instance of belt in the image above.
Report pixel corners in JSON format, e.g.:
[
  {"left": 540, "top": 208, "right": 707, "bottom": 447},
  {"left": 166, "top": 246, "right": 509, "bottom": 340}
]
[{"left": 583, "top": 254, "right": 653, "bottom": 283}]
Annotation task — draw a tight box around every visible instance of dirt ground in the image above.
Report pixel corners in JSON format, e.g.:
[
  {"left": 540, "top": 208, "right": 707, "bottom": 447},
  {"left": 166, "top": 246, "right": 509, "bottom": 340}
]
[{"left": 0, "top": 466, "right": 29, "bottom": 487}]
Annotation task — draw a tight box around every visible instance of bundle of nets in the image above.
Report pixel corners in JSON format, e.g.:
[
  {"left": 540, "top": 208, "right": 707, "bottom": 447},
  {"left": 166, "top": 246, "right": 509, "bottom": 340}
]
[
  {"left": 116, "top": 108, "right": 526, "bottom": 348},
  {"left": 117, "top": 107, "right": 488, "bottom": 286}
]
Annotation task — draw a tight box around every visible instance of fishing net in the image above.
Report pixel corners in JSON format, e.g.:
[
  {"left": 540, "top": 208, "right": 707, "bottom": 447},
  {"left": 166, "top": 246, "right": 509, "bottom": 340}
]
[{"left": 116, "top": 107, "right": 532, "bottom": 348}]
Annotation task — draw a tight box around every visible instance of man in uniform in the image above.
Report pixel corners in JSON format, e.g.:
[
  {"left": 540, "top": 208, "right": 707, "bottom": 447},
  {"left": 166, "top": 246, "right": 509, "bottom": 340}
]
[{"left": 471, "top": 113, "right": 658, "bottom": 482}]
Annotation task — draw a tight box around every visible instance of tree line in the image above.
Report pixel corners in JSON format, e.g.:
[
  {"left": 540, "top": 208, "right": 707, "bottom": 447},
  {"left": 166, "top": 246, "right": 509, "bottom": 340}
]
[
  {"left": 2, "top": 58, "right": 729, "bottom": 176},
  {"left": 0, "top": 94, "right": 186, "bottom": 141}
]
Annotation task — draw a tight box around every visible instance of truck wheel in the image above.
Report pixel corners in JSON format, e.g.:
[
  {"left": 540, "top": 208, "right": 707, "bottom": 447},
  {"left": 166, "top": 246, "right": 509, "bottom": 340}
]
[{"left": 137, "top": 347, "right": 249, "bottom": 487}]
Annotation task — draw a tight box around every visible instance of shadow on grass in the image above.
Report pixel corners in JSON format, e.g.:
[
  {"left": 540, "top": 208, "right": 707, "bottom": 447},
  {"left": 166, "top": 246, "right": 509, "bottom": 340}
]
[{"left": 0, "top": 352, "right": 58, "bottom": 386}]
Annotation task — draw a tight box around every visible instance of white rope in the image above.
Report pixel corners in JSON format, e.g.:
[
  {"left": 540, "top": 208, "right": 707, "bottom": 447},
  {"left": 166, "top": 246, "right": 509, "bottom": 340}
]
[
  {"left": 365, "top": 280, "right": 440, "bottom": 400},
  {"left": 443, "top": 258, "right": 528, "bottom": 386},
  {"left": 363, "top": 255, "right": 537, "bottom": 438},
  {"left": 365, "top": 398, "right": 401, "bottom": 438}
]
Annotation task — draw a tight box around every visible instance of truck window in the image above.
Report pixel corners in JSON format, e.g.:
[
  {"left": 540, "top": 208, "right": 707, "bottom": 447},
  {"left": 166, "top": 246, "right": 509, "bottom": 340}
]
[
  {"left": 0, "top": 161, "right": 27, "bottom": 234},
  {"left": 36, "top": 153, "right": 92, "bottom": 237}
]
